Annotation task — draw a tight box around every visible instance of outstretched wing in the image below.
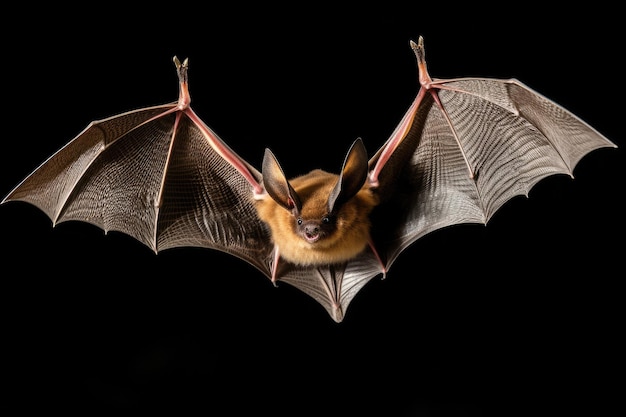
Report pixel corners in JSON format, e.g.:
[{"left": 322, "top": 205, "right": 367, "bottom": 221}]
[
  {"left": 2, "top": 57, "right": 274, "bottom": 277},
  {"left": 367, "top": 36, "right": 616, "bottom": 270},
  {"left": 275, "top": 36, "right": 616, "bottom": 322}
]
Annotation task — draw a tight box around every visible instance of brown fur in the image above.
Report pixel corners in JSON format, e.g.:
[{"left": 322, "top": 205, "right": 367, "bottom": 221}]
[{"left": 256, "top": 169, "right": 378, "bottom": 266}]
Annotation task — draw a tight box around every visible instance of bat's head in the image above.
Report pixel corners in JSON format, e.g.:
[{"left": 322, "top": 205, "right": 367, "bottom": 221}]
[{"left": 257, "top": 139, "right": 378, "bottom": 265}]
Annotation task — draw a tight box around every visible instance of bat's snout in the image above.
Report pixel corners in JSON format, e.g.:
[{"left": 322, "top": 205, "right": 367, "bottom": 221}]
[
  {"left": 303, "top": 223, "right": 321, "bottom": 243},
  {"left": 300, "top": 221, "right": 322, "bottom": 243}
]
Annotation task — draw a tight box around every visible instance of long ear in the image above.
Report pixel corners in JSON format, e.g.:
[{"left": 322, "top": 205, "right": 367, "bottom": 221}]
[
  {"left": 327, "top": 138, "right": 368, "bottom": 213},
  {"left": 262, "top": 148, "right": 302, "bottom": 213}
]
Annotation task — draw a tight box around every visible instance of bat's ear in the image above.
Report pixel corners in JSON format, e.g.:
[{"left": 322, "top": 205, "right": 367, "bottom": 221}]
[
  {"left": 328, "top": 138, "right": 369, "bottom": 214},
  {"left": 262, "top": 148, "right": 302, "bottom": 213}
]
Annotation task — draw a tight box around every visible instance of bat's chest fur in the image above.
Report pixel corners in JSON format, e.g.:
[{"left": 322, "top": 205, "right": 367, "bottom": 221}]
[{"left": 255, "top": 170, "right": 378, "bottom": 266}]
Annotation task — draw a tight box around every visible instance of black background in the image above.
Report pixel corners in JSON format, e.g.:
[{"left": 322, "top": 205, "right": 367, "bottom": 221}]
[{"left": 1, "top": 5, "right": 623, "bottom": 416}]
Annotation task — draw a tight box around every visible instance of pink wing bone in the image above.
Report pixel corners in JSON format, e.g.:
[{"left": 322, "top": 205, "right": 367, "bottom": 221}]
[
  {"left": 157, "top": 56, "right": 265, "bottom": 202},
  {"left": 368, "top": 36, "right": 474, "bottom": 188}
]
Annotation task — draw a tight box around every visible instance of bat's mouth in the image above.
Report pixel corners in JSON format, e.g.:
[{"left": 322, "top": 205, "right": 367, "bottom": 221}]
[{"left": 304, "top": 231, "right": 320, "bottom": 243}]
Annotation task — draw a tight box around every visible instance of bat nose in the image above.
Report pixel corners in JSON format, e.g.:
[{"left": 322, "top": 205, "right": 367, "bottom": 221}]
[{"left": 305, "top": 224, "right": 319, "bottom": 234}]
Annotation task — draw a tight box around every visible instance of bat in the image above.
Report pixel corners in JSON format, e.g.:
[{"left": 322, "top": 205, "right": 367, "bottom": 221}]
[{"left": 2, "top": 36, "right": 616, "bottom": 322}]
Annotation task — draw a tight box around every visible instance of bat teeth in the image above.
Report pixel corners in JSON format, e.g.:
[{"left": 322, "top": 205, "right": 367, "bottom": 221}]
[{"left": 304, "top": 232, "right": 320, "bottom": 243}]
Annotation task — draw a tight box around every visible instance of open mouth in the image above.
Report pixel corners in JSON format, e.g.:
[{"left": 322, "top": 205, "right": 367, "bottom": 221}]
[{"left": 304, "top": 232, "right": 320, "bottom": 243}]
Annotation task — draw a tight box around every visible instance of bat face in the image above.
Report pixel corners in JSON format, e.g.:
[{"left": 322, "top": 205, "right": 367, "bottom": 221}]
[
  {"left": 256, "top": 139, "right": 378, "bottom": 266},
  {"left": 256, "top": 169, "right": 378, "bottom": 266},
  {"left": 285, "top": 171, "right": 342, "bottom": 245}
]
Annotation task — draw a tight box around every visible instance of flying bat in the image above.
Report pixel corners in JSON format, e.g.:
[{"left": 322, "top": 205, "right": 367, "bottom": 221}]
[{"left": 2, "top": 36, "right": 616, "bottom": 322}]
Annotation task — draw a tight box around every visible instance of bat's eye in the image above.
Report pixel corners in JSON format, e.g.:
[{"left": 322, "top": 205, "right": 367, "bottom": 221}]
[
  {"left": 297, "top": 218, "right": 303, "bottom": 225},
  {"left": 321, "top": 215, "right": 332, "bottom": 224}
]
